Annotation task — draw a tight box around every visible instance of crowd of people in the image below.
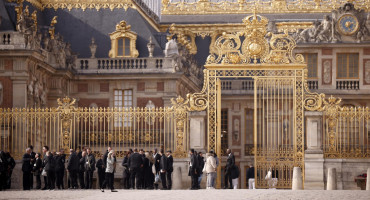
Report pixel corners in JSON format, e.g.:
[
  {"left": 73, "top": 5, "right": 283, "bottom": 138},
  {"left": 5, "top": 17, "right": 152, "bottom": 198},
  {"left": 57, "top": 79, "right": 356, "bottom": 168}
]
[
  {"left": 1, "top": 146, "right": 242, "bottom": 191},
  {"left": 0, "top": 150, "right": 16, "bottom": 191}
]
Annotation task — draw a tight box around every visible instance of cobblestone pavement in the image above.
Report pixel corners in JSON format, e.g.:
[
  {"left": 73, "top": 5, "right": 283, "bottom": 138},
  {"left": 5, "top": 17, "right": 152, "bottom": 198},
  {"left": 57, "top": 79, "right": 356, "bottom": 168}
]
[{"left": 1, "top": 189, "right": 369, "bottom": 200}]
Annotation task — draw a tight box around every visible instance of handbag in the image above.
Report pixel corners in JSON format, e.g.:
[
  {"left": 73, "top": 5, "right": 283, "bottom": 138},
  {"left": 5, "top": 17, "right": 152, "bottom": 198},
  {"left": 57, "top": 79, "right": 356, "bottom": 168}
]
[
  {"left": 154, "top": 174, "right": 161, "bottom": 183},
  {"left": 41, "top": 169, "right": 47, "bottom": 176}
]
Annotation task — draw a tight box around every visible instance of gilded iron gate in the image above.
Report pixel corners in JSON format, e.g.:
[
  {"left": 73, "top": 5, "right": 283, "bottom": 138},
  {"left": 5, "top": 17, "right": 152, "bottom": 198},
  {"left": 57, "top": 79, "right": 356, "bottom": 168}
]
[{"left": 183, "top": 12, "right": 306, "bottom": 188}]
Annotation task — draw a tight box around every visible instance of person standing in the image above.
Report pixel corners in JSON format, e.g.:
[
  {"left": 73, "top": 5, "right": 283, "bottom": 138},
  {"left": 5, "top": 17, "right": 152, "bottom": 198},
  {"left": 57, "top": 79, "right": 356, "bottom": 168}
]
[
  {"left": 205, "top": 152, "right": 217, "bottom": 189},
  {"left": 224, "top": 149, "right": 235, "bottom": 189},
  {"left": 29, "top": 145, "right": 36, "bottom": 190},
  {"left": 197, "top": 152, "right": 205, "bottom": 188},
  {"left": 41, "top": 146, "right": 49, "bottom": 190},
  {"left": 59, "top": 150, "right": 66, "bottom": 189},
  {"left": 85, "top": 148, "right": 95, "bottom": 189},
  {"left": 44, "top": 151, "right": 55, "bottom": 190},
  {"left": 0, "top": 151, "right": 7, "bottom": 191},
  {"left": 166, "top": 150, "right": 173, "bottom": 190},
  {"left": 55, "top": 152, "right": 65, "bottom": 189},
  {"left": 153, "top": 148, "right": 161, "bottom": 190},
  {"left": 159, "top": 149, "right": 168, "bottom": 190},
  {"left": 141, "top": 150, "right": 150, "bottom": 189},
  {"left": 96, "top": 155, "right": 105, "bottom": 189},
  {"left": 188, "top": 149, "right": 199, "bottom": 190},
  {"left": 145, "top": 151, "right": 154, "bottom": 189},
  {"left": 101, "top": 150, "right": 117, "bottom": 192},
  {"left": 78, "top": 151, "right": 86, "bottom": 189},
  {"left": 67, "top": 149, "right": 79, "bottom": 189},
  {"left": 22, "top": 148, "right": 33, "bottom": 190},
  {"left": 121, "top": 151, "right": 131, "bottom": 189},
  {"left": 5, "top": 152, "right": 16, "bottom": 189},
  {"left": 128, "top": 148, "right": 143, "bottom": 189},
  {"left": 246, "top": 164, "right": 255, "bottom": 189},
  {"left": 33, "top": 153, "right": 43, "bottom": 189}
]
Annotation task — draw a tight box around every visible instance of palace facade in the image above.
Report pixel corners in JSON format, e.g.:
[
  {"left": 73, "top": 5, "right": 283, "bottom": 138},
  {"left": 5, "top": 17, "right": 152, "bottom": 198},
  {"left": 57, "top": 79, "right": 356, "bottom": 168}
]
[{"left": 0, "top": 0, "right": 369, "bottom": 190}]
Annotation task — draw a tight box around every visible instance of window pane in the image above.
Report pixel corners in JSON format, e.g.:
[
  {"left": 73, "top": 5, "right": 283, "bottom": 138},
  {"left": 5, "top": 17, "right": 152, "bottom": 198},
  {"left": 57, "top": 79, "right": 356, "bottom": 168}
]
[
  {"left": 305, "top": 54, "right": 318, "bottom": 78},
  {"left": 125, "top": 38, "right": 130, "bottom": 56},
  {"left": 118, "top": 38, "right": 124, "bottom": 56},
  {"left": 337, "top": 53, "right": 359, "bottom": 79}
]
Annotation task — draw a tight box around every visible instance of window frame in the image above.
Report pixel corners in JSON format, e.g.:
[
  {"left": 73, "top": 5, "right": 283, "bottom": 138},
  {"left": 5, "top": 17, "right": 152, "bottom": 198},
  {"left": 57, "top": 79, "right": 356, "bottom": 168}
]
[
  {"left": 302, "top": 53, "right": 318, "bottom": 79},
  {"left": 336, "top": 53, "right": 359, "bottom": 79},
  {"left": 116, "top": 37, "right": 131, "bottom": 58},
  {"left": 113, "top": 89, "right": 133, "bottom": 128}
]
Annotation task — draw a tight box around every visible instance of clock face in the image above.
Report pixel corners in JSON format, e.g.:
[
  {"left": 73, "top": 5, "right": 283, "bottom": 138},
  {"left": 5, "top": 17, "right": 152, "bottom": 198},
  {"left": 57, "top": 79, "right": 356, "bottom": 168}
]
[{"left": 337, "top": 14, "right": 359, "bottom": 36}]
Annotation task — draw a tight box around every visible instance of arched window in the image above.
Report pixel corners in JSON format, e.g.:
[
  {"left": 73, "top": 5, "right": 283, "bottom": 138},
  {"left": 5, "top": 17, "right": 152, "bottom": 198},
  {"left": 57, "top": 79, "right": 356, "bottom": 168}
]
[{"left": 109, "top": 20, "right": 139, "bottom": 58}]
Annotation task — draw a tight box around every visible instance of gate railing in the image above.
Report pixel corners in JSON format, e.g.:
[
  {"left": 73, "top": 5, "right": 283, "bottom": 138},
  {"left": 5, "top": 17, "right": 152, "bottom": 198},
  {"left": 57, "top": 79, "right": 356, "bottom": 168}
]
[
  {"left": 321, "top": 96, "right": 370, "bottom": 158},
  {"left": 0, "top": 96, "right": 190, "bottom": 159}
]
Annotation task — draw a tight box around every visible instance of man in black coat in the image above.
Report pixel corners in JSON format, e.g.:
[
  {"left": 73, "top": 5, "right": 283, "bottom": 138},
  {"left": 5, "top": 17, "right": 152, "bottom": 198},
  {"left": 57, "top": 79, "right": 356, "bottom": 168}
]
[
  {"left": 121, "top": 150, "right": 131, "bottom": 189},
  {"left": 246, "top": 164, "right": 255, "bottom": 189},
  {"left": 44, "top": 151, "right": 55, "bottom": 190},
  {"left": 22, "top": 148, "right": 33, "bottom": 190},
  {"left": 54, "top": 152, "right": 65, "bottom": 189},
  {"left": 78, "top": 151, "right": 86, "bottom": 189},
  {"left": 96, "top": 155, "right": 105, "bottom": 189},
  {"left": 33, "top": 153, "right": 43, "bottom": 189},
  {"left": 41, "top": 146, "right": 49, "bottom": 190},
  {"left": 85, "top": 148, "right": 95, "bottom": 189},
  {"left": 224, "top": 148, "right": 235, "bottom": 189},
  {"left": 67, "top": 149, "right": 79, "bottom": 189},
  {"left": 188, "top": 149, "right": 199, "bottom": 190},
  {"left": 5, "top": 152, "right": 16, "bottom": 189},
  {"left": 29, "top": 145, "right": 36, "bottom": 189},
  {"left": 166, "top": 150, "right": 173, "bottom": 190},
  {"left": 159, "top": 149, "right": 168, "bottom": 190},
  {"left": 0, "top": 151, "right": 8, "bottom": 191},
  {"left": 128, "top": 148, "right": 143, "bottom": 189},
  {"left": 197, "top": 152, "right": 205, "bottom": 188},
  {"left": 153, "top": 148, "right": 161, "bottom": 189}
]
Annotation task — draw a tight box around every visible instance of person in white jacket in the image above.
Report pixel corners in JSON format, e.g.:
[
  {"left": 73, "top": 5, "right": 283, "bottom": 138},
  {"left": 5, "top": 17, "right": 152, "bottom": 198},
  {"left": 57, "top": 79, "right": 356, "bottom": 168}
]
[{"left": 204, "top": 152, "right": 217, "bottom": 189}]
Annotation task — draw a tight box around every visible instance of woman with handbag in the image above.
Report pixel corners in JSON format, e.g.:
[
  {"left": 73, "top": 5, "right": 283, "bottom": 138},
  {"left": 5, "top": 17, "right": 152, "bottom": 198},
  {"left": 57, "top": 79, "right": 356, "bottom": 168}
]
[{"left": 204, "top": 152, "right": 217, "bottom": 189}]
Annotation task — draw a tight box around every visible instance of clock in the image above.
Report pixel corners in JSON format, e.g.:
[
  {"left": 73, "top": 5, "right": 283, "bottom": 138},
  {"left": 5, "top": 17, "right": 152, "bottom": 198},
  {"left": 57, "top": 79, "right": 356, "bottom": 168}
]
[{"left": 337, "top": 14, "right": 359, "bottom": 36}]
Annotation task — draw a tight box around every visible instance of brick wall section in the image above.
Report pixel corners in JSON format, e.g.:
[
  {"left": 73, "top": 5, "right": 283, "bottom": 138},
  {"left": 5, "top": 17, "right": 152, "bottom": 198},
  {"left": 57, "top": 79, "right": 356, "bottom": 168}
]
[
  {"left": 322, "top": 48, "right": 333, "bottom": 55},
  {"left": 137, "top": 82, "right": 145, "bottom": 91},
  {"left": 0, "top": 77, "right": 13, "bottom": 108},
  {"left": 78, "top": 83, "right": 88, "bottom": 93},
  {"left": 100, "top": 83, "right": 109, "bottom": 92},
  {"left": 157, "top": 82, "right": 164, "bottom": 92},
  {"left": 137, "top": 97, "right": 163, "bottom": 108},
  {"left": 4, "top": 59, "right": 13, "bottom": 70},
  {"left": 364, "top": 48, "right": 370, "bottom": 55},
  {"left": 78, "top": 98, "right": 109, "bottom": 107}
]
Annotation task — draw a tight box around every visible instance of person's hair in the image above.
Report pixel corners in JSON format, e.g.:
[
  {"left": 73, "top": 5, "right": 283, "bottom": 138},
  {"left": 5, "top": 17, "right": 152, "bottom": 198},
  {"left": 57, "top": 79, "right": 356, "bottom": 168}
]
[
  {"left": 160, "top": 149, "right": 164, "bottom": 154},
  {"left": 167, "top": 150, "right": 172, "bottom": 153},
  {"left": 36, "top": 153, "right": 41, "bottom": 157},
  {"left": 28, "top": 145, "right": 33, "bottom": 150},
  {"left": 86, "top": 147, "right": 91, "bottom": 151},
  {"left": 209, "top": 150, "right": 214, "bottom": 154},
  {"left": 26, "top": 147, "right": 31, "bottom": 152},
  {"left": 43, "top": 146, "right": 49, "bottom": 151},
  {"left": 190, "top": 149, "right": 194, "bottom": 153},
  {"left": 129, "top": 148, "right": 133, "bottom": 153},
  {"left": 134, "top": 148, "right": 138, "bottom": 152}
]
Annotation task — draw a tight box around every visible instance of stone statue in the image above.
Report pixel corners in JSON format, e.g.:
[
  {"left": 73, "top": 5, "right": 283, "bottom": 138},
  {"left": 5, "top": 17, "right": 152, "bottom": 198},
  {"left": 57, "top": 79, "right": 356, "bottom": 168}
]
[
  {"left": 147, "top": 36, "right": 155, "bottom": 57},
  {"left": 316, "top": 15, "right": 332, "bottom": 42},
  {"left": 89, "top": 37, "right": 97, "bottom": 58},
  {"left": 164, "top": 39, "right": 179, "bottom": 57},
  {"left": 323, "top": 60, "right": 332, "bottom": 84},
  {"left": 65, "top": 43, "right": 76, "bottom": 69},
  {"left": 294, "top": 21, "right": 320, "bottom": 43},
  {"left": 43, "top": 32, "right": 50, "bottom": 50},
  {"left": 40, "top": 86, "right": 48, "bottom": 106},
  {"left": 146, "top": 100, "right": 155, "bottom": 109}
]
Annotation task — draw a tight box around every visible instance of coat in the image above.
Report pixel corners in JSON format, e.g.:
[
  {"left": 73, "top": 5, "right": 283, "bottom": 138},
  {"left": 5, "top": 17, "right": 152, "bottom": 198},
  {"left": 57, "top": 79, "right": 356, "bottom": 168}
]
[
  {"left": 188, "top": 154, "right": 199, "bottom": 176},
  {"left": 67, "top": 152, "right": 79, "bottom": 171},
  {"left": 198, "top": 155, "right": 205, "bottom": 174},
  {"left": 204, "top": 156, "right": 217, "bottom": 173},
  {"left": 96, "top": 159, "right": 104, "bottom": 174},
  {"left": 105, "top": 156, "right": 115, "bottom": 173},
  {"left": 85, "top": 153, "right": 96, "bottom": 171},
  {"left": 79, "top": 156, "right": 86, "bottom": 172},
  {"left": 55, "top": 155, "right": 65, "bottom": 172},
  {"left": 44, "top": 155, "right": 55, "bottom": 172},
  {"left": 231, "top": 165, "right": 240, "bottom": 179},
  {"left": 226, "top": 153, "right": 235, "bottom": 172},
  {"left": 22, "top": 153, "right": 32, "bottom": 172},
  {"left": 167, "top": 155, "right": 173, "bottom": 173},
  {"left": 159, "top": 154, "right": 168, "bottom": 172},
  {"left": 33, "top": 158, "right": 43, "bottom": 175},
  {"left": 128, "top": 152, "right": 143, "bottom": 169},
  {"left": 153, "top": 153, "right": 161, "bottom": 173}
]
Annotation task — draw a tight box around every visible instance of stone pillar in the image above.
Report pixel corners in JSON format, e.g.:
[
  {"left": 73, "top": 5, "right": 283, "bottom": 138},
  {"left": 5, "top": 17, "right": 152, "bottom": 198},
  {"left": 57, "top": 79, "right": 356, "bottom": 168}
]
[
  {"left": 189, "top": 111, "right": 207, "bottom": 152},
  {"left": 172, "top": 166, "right": 183, "bottom": 189},
  {"left": 366, "top": 168, "right": 370, "bottom": 190},
  {"left": 327, "top": 168, "right": 337, "bottom": 190},
  {"left": 304, "top": 111, "right": 325, "bottom": 190},
  {"left": 292, "top": 167, "right": 303, "bottom": 190}
]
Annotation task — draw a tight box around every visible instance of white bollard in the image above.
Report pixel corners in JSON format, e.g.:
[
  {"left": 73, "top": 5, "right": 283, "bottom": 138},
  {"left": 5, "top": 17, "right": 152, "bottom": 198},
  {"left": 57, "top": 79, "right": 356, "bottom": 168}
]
[
  {"left": 292, "top": 167, "right": 303, "bottom": 190},
  {"left": 366, "top": 168, "right": 370, "bottom": 191},
  {"left": 327, "top": 168, "right": 337, "bottom": 190},
  {"left": 172, "top": 166, "right": 183, "bottom": 189}
]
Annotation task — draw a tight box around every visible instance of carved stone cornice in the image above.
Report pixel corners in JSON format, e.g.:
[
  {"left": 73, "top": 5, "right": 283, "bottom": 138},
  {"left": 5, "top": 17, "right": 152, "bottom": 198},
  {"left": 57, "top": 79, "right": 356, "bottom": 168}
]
[{"left": 161, "top": 0, "right": 370, "bottom": 15}]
